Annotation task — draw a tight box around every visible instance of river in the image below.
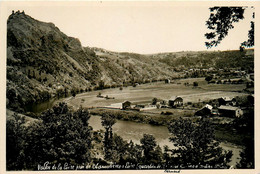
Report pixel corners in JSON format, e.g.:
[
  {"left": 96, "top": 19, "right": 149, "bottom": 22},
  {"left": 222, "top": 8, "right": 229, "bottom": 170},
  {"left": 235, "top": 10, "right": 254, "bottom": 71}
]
[
  {"left": 24, "top": 81, "right": 244, "bottom": 167},
  {"left": 89, "top": 115, "right": 242, "bottom": 167}
]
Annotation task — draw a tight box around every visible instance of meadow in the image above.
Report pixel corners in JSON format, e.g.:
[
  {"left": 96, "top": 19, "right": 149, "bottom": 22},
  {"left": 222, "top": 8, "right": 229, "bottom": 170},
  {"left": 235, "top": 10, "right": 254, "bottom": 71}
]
[{"left": 63, "top": 77, "right": 247, "bottom": 110}]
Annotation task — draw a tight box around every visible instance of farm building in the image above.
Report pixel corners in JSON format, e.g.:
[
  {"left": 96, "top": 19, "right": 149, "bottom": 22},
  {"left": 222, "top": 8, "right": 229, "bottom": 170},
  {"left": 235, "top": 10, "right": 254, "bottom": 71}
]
[
  {"left": 165, "top": 79, "right": 171, "bottom": 84},
  {"left": 231, "top": 98, "right": 237, "bottom": 106},
  {"left": 168, "top": 96, "right": 183, "bottom": 108},
  {"left": 218, "top": 97, "right": 232, "bottom": 106},
  {"left": 247, "top": 73, "right": 254, "bottom": 81},
  {"left": 195, "top": 104, "right": 213, "bottom": 117},
  {"left": 139, "top": 105, "right": 156, "bottom": 111},
  {"left": 133, "top": 104, "right": 157, "bottom": 111},
  {"left": 104, "top": 103, "right": 123, "bottom": 109},
  {"left": 122, "top": 101, "right": 131, "bottom": 110},
  {"left": 218, "top": 105, "right": 243, "bottom": 118}
]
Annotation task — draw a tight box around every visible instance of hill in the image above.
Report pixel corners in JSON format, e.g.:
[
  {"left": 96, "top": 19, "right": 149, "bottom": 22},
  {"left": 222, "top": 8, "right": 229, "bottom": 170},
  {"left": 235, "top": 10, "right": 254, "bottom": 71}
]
[
  {"left": 6, "top": 11, "right": 254, "bottom": 113},
  {"left": 6, "top": 11, "right": 177, "bottom": 112},
  {"left": 148, "top": 49, "right": 254, "bottom": 72}
]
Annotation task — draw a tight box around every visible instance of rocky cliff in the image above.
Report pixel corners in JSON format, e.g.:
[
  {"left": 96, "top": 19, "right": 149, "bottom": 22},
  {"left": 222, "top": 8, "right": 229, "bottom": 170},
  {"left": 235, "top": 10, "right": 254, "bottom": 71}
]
[{"left": 6, "top": 11, "right": 176, "bottom": 112}]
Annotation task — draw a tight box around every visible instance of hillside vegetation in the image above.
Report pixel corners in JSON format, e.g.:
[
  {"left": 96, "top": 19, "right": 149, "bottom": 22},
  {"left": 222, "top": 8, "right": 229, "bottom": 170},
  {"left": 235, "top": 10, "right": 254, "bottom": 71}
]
[
  {"left": 150, "top": 50, "right": 254, "bottom": 72},
  {"left": 6, "top": 11, "right": 254, "bottom": 112}
]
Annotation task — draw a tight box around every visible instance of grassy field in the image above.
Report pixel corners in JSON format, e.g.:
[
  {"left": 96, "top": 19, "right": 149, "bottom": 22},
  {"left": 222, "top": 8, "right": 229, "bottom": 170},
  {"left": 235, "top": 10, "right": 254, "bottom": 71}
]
[{"left": 62, "top": 78, "right": 247, "bottom": 110}]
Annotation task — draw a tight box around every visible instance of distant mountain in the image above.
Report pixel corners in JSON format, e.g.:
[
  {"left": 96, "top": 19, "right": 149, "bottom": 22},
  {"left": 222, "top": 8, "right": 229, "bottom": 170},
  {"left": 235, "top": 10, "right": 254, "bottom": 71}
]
[{"left": 6, "top": 11, "right": 254, "bottom": 112}]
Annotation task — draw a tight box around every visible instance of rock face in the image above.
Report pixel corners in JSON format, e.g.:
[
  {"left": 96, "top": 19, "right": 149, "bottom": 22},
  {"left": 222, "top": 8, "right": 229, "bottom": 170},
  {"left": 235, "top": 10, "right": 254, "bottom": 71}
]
[{"left": 6, "top": 11, "right": 176, "bottom": 112}]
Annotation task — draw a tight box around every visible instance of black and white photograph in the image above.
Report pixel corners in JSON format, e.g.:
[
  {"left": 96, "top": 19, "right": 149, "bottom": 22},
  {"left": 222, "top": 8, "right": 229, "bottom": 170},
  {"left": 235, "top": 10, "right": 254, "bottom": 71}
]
[{"left": 1, "top": 1, "right": 259, "bottom": 173}]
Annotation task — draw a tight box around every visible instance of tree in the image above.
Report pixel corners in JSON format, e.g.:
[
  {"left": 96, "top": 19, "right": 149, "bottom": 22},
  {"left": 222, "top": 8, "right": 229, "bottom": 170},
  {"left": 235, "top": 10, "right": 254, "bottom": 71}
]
[
  {"left": 6, "top": 113, "right": 27, "bottom": 170},
  {"left": 152, "top": 98, "right": 158, "bottom": 105},
  {"left": 193, "top": 81, "right": 198, "bottom": 87},
  {"left": 98, "top": 80, "right": 105, "bottom": 90},
  {"left": 111, "top": 134, "right": 135, "bottom": 165},
  {"left": 17, "top": 103, "right": 92, "bottom": 170},
  {"left": 205, "top": 76, "right": 213, "bottom": 82},
  {"left": 123, "top": 140, "right": 142, "bottom": 165},
  {"left": 166, "top": 118, "right": 233, "bottom": 169},
  {"left": 205, "top": 7, "right": 254, "bottom": 48},
  {"left": 234, "top": 108, "right": 254, "bottom": 168},
  {"left": 101, "top": 113, "right": 116, "bottom": 160},
  {"left": 71, "top": 89, "right": 76, "bottom": 97},
  {"left": 236, "top": 138, "right": 254, "bottom": 168},
  {"left": 140, "top": 134, "right": 163, "bottom": 164}
]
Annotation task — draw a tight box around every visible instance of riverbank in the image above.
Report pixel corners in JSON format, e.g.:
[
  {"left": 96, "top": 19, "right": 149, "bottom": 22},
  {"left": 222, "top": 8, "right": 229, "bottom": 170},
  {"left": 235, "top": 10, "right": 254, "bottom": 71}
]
[
  {"left": 89, "top": 115, "right": 243, "bottom": 167},
  {"left": 89, "top": 108, "right": 249, "bottom": 147},
  {"left": 19, "top": 78, "right": 251, "bottom": 147}
]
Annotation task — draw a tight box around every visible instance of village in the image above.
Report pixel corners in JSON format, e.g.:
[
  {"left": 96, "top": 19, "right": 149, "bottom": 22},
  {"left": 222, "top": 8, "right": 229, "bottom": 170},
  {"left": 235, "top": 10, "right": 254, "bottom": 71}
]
[
  {"left": 93, "top": 67, "right": 254, "bottom": 121},
  {"left": 101, "top": 93, "right": 253, "bottom": 119}
]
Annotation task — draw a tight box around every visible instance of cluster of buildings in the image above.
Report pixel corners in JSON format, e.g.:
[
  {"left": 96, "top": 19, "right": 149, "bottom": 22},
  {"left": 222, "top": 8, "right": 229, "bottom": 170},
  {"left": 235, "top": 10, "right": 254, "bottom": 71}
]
[
  {"left": 103, "top": 92, "right": 253, "bottom": 119},
  {"left": 121, "top": 94, "right": 253, "bottom": 118},
  {"left": 195, "top": 95, "right": 254, "bottom": 118},
  {"left": 121, "top": 96, "right": 184, "bottom": 111}
]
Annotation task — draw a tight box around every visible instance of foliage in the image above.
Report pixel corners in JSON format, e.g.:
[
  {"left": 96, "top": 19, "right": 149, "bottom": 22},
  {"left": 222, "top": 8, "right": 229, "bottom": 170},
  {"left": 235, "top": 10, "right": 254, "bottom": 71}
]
[
  {"left": 205, "top": 76, "right": 213, "bottom": 82},
  {"left": 193, "top": 81, "right": 198, "bottom": 87},
  {"left": 108, "top": 134, "right": 143, "bottom": 165},
  {"left": 140, "top": 134, "right": 163, "bottom": 164},
  {"left": 152, "top": 98, "right": 158, "bottom": 105},
  {"left": 205, "top": 7, "right": 254, "bottom": 48},
  {"left": 101, "top": 113, "right": 116, "bottom": 160},
  {"left": 6, "top": 103, "right": 92, "bottom": 170},
  {"left": 159, "top": 50, "right": 253, "bottom": 73},
  {"left": 236, "top": 138, "right": 254, "bottom": 168},
  {"left": 166, "top": 118, "right": 233, "bottom": 169},
  {"left": 6, "top": 113, "right": 27, "bottom": 170},
  {"left": 234, "top": 108, "right": 254, "bottom": 168}
]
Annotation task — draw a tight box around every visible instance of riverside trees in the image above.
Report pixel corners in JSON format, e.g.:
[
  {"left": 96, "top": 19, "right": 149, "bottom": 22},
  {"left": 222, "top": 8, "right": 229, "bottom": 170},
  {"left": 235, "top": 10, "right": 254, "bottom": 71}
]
[
  {"left": 101, "top": 113, "right": 116, "bottom": 160},
  {"left": 7, "top": 103, "right": 92, "bottom": 170},
  {"left": 7, "top": 103, "right": 235, "bottom": 170},
  {"left": 165, "top": 118, "right": 233, "bottom": 169}
]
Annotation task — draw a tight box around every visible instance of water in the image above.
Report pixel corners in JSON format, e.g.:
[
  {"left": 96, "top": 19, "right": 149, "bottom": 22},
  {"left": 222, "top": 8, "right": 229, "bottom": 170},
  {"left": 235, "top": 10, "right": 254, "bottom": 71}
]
[
  {"left": 24, "top": 98, "right": 57, "bottom": 113},
  {"left": 89, "top": 115, "right": 242, "bottom": 167},
  {"left": 89, "top": 115, "right": 171, "bottom": 148},
  {"left": 24, "top": 95, "right": 242, "bottom": 167}
]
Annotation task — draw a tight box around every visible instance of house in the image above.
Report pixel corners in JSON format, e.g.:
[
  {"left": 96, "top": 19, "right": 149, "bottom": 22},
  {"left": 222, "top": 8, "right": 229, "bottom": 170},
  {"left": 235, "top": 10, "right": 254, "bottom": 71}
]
[
  {"left": 218, "top": 97, "right": 232, "bottom": 106},
  {"left": 165, "top": 79, "right": 171, "bottom": 84},
  {"left": 247, "top": 73, "right": 254, "bottom": 81},
  {"left": 194, "top": 104, "right": 213, "bottom": 117},
  {"left": 218, "top": 105, "right": 243, "bottom": 118},
  {"left": 231, "top": 98, "right": 237, "bottom": 106},
  {"left": 133, "top": 104, "right": 157, "bottom": 111},
  {"left": 168, "top": 96, "right": 183, "bottom": 108},
  {"left": 122, "top": 101, "right": 131, "bottom": 110}
]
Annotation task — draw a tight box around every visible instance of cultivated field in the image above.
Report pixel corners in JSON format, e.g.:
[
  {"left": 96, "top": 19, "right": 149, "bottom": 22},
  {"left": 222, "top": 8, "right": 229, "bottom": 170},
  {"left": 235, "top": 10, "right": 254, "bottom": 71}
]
[{"left": 62, "top": 78, "right": 248, "bottom": 110}]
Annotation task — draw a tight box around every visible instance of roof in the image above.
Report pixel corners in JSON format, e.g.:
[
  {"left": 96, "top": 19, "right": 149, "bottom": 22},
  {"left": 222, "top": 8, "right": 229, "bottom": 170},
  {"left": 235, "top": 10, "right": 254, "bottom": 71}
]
[
  {"left": 220, "top": 97, "right": 232, "bottom": 102},
  {"left": 169, "top": 96, "right": 183, "bottom": 101},
  {"left": 203, "top": 104, "right": 213, "bottom": 110},
  {"left": 218, "top": 105, "right": 240, "bottom": 111},
  {"left": 123, "top": 101, "right": 131, "bottom": 104}
]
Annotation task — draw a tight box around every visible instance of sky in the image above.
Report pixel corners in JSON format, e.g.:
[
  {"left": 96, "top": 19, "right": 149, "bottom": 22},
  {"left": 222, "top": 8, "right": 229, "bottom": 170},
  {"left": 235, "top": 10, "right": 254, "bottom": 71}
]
[{"left": 4, "top": 1, "right": 255, "bottom": 54}]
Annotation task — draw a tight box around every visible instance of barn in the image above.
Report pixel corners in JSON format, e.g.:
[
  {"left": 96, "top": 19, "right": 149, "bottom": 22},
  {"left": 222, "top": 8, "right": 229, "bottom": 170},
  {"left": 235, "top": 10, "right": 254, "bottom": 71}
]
[
  {"left": 122, "top": 101, "right": 131, "bottom": 110},
  {"left": 195, "top": 104, "right": 213, "bottom": 117},
  {"left": 168, "top": 96, "right": 183, "bottom": 108},
  {"left": 218, "top": 105, "right": 243, "bottom": 118}
]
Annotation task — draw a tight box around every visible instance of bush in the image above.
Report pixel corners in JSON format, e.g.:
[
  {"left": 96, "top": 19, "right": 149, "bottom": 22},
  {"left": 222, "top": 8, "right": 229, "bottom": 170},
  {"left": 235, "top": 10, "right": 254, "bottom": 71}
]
[
  {"left": 7, "top": 103, "right": 92, "bottom": 170},
  {"left": 193, "top": 81, "right": 198, "bottom": 87}
]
